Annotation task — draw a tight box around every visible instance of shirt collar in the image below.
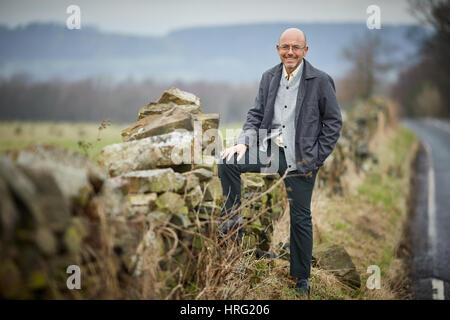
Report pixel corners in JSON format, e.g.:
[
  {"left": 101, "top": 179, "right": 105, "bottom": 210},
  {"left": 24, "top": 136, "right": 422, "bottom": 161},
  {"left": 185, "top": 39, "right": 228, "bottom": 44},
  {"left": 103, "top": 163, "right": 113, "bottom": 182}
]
[{"left": 283, "top": 59, "right": 303, "bottom": 82}]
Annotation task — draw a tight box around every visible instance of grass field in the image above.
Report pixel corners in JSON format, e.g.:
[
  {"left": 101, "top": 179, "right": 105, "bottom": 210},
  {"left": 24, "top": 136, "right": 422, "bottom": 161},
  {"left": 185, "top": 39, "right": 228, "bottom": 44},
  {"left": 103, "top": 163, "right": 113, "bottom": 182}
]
[{"left": 0, "top": 121, "right": 127, "bottom": 160}]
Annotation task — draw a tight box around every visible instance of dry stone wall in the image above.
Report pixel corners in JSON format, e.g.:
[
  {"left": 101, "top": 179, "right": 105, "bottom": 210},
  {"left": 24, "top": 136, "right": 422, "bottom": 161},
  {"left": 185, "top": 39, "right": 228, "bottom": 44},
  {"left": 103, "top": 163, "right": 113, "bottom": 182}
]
[{"left": 0, "top": 89, "right": 395, "bottom": 298}]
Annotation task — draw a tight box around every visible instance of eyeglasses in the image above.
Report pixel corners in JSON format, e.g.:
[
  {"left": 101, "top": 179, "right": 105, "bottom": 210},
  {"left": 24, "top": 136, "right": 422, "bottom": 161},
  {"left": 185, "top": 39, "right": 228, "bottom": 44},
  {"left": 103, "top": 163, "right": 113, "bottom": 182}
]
[{"left": 279, "top": 45, "right": 306, "bottom": 52}]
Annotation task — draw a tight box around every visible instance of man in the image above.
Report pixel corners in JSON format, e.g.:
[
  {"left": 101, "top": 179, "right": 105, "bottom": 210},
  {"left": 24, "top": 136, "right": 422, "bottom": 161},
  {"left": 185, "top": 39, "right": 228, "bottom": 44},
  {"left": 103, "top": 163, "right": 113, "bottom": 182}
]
[{"left": 217, "top": 28, "right": 342, "bottom": 297}]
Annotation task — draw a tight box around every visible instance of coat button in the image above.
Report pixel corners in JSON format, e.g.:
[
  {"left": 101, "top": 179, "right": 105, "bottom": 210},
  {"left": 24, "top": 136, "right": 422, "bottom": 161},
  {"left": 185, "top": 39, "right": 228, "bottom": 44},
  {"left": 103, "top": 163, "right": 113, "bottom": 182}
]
[
  {"left": 286, "top": 86, "right": 289, "bottom": 89},
  {"left": 284, "top": 146, "right": 287, "bottom": 149},
  {"left": 284, "top": 105, "right": 287, "bottom": 108},
  {"left": 288, "top": 165, "right": 291, "bottom": 168},
  {"left": 282, "top": 125, "right": 285, "bottom": 128}
]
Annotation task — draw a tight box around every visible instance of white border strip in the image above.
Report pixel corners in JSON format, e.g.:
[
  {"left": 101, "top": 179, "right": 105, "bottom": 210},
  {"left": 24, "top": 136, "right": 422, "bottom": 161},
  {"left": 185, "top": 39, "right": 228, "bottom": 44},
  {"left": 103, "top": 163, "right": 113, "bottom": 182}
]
[
  {"left": 431, "top": 278, "right": 445, "bottom": 300},
  {"left": 422, "top": 141, "right": 445, "bottom": 299},
  {"left": 423, "top": 141, "right": 437, "bottom": 257}
]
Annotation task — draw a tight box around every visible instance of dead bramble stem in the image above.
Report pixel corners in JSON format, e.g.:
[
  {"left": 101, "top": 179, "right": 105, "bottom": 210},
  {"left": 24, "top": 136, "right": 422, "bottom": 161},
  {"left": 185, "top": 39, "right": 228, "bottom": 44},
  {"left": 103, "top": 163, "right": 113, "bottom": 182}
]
[
  {"left": 218, "top": 169, "right": 289, "bottom": 246},
  {"left": 77, "top": 119, "right": 111, "bottom": 158}
]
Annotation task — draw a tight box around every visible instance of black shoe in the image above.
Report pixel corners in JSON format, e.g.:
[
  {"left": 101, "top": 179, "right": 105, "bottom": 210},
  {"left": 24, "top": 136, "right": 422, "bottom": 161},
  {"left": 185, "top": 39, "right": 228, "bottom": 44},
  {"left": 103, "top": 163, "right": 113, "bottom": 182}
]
[
  {"left": 255, "top": 249, "right": 277, "bottom": 259},
  {"left": 219, "top": 215, "right": 244, "bottom": 241},
  {"left": 295, "top": 278, "right": 310, "bottom": 297}
]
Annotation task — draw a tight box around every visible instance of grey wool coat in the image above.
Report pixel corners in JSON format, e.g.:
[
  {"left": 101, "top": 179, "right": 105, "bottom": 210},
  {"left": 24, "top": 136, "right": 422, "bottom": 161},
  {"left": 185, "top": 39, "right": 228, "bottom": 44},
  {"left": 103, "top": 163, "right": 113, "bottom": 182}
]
[{"left": 236, "top": 58, "right": 343, "bottom": 174}]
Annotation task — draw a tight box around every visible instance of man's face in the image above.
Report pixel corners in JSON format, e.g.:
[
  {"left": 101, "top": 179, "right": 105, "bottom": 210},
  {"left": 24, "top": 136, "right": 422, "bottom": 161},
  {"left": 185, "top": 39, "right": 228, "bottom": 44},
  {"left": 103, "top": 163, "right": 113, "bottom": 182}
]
[{"left": 276, "top": 33, "right": 308, "bottom": 72}]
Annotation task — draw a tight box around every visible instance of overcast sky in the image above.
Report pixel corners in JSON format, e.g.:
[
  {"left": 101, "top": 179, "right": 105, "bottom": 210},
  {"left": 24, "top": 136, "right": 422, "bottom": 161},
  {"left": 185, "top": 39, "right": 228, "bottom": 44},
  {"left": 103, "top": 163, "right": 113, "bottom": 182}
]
[{"left": 0, "top": 0, "right": 420, "bottom": 36}]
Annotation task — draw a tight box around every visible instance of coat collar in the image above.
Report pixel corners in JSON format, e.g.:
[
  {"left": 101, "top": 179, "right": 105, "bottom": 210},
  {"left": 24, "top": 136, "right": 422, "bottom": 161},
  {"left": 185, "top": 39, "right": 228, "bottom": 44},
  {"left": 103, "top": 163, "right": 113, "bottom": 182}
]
[
  {"left": 272, "top": 58, "right": 320, "bottom": 80},
  {"left": 262, "top": 58, "right": 319, "bottom": 131}
]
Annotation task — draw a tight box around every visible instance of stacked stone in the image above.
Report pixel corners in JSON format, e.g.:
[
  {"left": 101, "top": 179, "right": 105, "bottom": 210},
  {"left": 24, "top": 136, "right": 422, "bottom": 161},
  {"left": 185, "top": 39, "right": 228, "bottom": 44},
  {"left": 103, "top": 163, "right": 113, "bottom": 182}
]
[
  {"left": 240, "top": 172, "right": 285, "bottom": 253},
  {"left": 316, "top": 97, "right": 393, "bottom": 194},
  {"left": 97, "top": 88, "right": 223, "bottom": 284},
  {"left": 0, "top": 145, "right": 113, "bottom": 299}
]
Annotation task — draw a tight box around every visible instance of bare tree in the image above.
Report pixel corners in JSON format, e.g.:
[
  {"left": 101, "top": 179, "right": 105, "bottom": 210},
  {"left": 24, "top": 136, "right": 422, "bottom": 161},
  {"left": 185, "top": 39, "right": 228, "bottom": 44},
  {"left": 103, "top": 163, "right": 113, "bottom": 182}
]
[
  {"left": 409, "top": 0, "right": 450, "bottom": 38},
  {"left": 340, "top": 31, "right": 394, "bottom": 103},
  {"left": 391, "top": 0, "right": 450, "bottom": 117}
]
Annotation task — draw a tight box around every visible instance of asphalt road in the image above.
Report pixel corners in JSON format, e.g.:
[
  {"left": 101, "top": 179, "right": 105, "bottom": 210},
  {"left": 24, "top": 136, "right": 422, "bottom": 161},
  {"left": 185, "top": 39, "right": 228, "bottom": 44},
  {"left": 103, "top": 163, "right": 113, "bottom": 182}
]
[{"left": 402, "top": 118, "right": 450, "bottom": 300}]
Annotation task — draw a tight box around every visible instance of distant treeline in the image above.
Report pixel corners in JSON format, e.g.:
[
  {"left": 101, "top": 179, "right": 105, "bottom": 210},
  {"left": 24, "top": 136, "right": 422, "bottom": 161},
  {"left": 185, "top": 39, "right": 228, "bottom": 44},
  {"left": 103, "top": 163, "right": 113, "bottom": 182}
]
[
  {"left": 391, "top": 0, "right": 450, "bottom": 118},
  {"left": 0, "top": 74, "right": 258, "bottom": 125}
]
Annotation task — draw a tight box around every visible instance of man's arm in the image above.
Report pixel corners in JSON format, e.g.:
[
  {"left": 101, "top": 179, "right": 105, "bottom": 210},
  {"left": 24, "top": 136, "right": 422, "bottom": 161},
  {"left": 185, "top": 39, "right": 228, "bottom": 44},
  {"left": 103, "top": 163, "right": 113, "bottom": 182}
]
[{"left": 317, "top": 74, "right": 342, "bottom": 166}]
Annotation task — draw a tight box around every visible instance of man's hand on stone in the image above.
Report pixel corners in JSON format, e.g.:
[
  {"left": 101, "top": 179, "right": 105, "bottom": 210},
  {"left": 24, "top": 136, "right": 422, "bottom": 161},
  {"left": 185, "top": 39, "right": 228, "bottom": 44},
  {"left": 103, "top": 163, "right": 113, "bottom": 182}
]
[{"left": 221, "top": 144, "right": 248, "bottom": 162}]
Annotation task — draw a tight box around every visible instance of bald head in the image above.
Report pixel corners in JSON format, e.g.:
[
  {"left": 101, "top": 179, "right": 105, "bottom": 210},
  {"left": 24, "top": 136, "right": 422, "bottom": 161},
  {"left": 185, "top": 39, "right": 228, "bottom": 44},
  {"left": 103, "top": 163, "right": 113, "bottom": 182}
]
[
  {"left": 276, "top": 28, "right": 308, "bottom": 73},
  {"left": 279, "top": 28, "right": 306, "bottom": 45}
]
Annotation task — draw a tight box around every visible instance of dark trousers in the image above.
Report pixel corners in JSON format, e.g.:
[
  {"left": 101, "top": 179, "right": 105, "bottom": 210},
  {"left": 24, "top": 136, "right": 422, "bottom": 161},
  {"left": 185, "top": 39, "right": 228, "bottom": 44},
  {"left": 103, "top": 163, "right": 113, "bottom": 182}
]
[{"left": 217, "top": 140, "right": 318, "bottom": 279}]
